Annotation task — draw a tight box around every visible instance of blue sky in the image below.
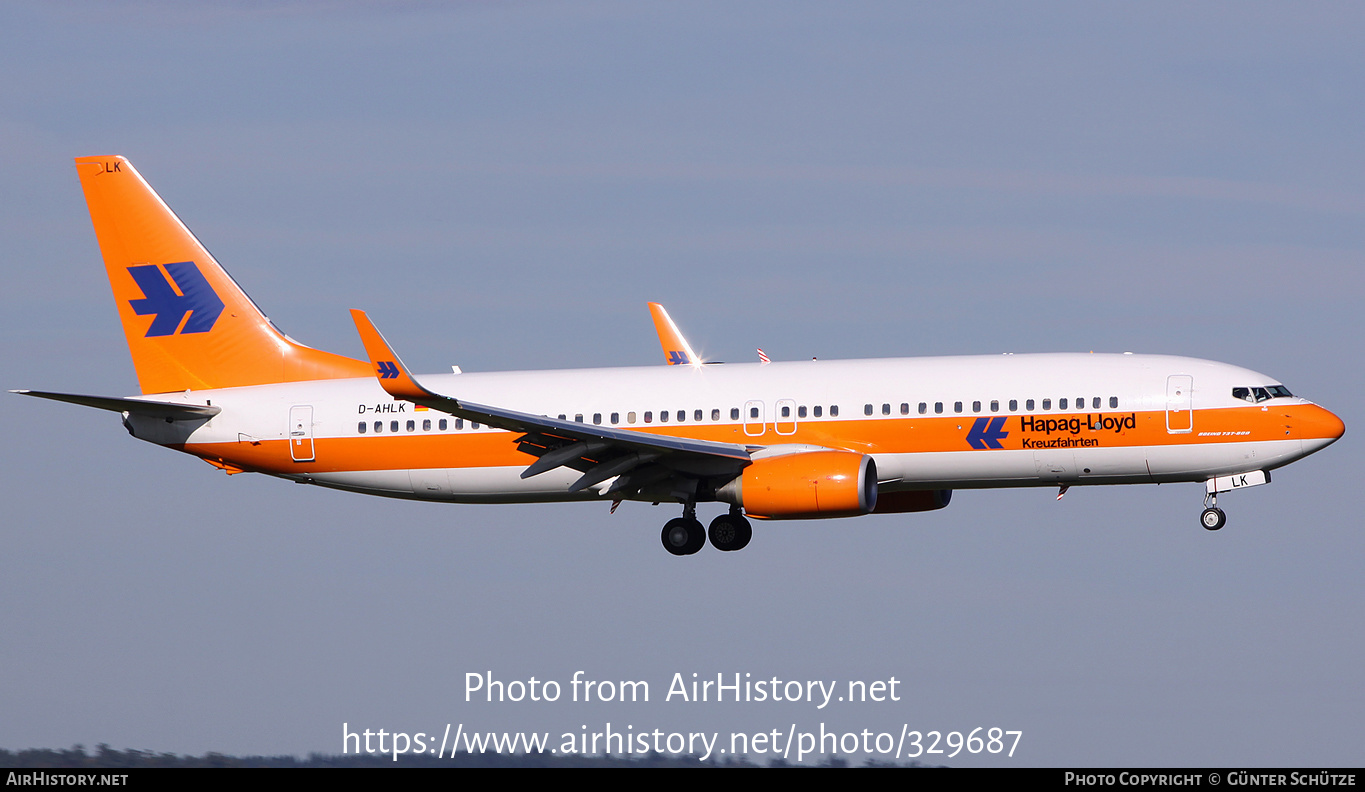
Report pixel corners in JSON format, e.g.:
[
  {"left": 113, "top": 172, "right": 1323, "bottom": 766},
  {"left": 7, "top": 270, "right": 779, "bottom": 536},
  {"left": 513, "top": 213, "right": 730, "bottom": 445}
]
[{"left": 2, "top": 2, "right": 1361, "bottom": 766}]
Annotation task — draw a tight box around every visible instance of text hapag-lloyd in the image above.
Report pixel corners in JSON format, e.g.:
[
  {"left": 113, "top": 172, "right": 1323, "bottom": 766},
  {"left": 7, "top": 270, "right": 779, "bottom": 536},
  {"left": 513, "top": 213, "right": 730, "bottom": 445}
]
[{"left": 1021, "top": 413, "right": 1137, "bottom": 436}]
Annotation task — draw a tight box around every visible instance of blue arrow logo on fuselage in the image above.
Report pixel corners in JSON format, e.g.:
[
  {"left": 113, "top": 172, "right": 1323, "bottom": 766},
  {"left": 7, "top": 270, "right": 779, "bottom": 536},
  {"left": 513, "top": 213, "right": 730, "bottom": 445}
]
[
  {"left": 126, "top": 261, "right": 224, "bottom": 337},
  {"left": 966, "top": 416, "right": 1010, "bottom": 449}
]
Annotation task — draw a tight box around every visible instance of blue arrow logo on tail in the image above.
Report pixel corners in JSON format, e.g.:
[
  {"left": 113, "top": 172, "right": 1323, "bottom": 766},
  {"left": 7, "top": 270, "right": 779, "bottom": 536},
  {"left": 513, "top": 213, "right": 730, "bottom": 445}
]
[
  {"left": 127, "top": 261, "right": 225, "bottom": 337},
  {"left": 666, "top": 350, "right": 688, "bottom": 365},
  {"left": 966, "top": 416, "right": 1010, "bottom": 449},
  {"left": 376, "top": 361, "right": 400, "bottom": 379}
]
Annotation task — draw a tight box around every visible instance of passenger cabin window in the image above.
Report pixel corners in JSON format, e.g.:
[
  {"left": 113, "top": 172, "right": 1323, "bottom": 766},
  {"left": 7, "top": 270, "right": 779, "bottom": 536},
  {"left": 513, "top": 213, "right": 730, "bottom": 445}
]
[
  {"left": 918, "top": 402, "right": 927, "bottom": 415},
  {"left": 991, "top": 400, "right": 1000, "bottom": 413},
  {"left": 1109, "top": 397, "right": 1118, "bottom": 408},
  {"left": 659, "top": 411, "right": 668, "bottom": 422},
  {"left": 830, "top": 406, "right": 839, "bottom": 417},
  {"left": 798, "top": 406, "right": 807, "bottom": 418},
  {"left": 574, "top": 414, "right": 584, "bottom": 423},
  {"left": 455, "top": 418, "right": 464, "bottom": 430},
  {"left": 711, "top": 409, "right": 720, "bottom": 421},
  {"left": 644, "top": 411, "right": 653, "bottom": 423},
  {"left": 813, "top": 406, "right": 823, "bottom": 418},
  {"left": 439, "top": 419, "right": 448, "bottom": 430},
  {"left": 593, "top": 413, "right": 602, "bottom": 425},
  {"left": 865, "top": 404, "right": 873, "bottom": 416},
  {"left": 390, "top": 421, "right": 399, "bottom": 432},
  {"left": 954, "top": 401, "right": 963, "bottom": 413},
  {"left": 678, "top": 410, "right": 686, "bottom": 422},
  {"left": 731, "top": 408, "right": 740, "bottom": 420},
  {"left": 1009, "top": 399, "right": 1018, "bottom": 411},
  {"left": 934, "top": 402, "right": 943, "bottom": 414},
  {"left": 972, "top": 401, "right": 982, "bottom": 413},
  {"left": 695, "top": 410, "right": 703, "bottom": 421},
  {"left": 1041, "top": 399, "right": 1051, "bottom": 410},
  {"left": 900, "top": 403, "right": 909, "bottom": 415},
  {"left": 1059, "top": 398, "right": 1068, "bottom": 410},
  {"left": 781, "top": 405, "right": 791, "bottom": 418},
  {"left": 374, "top": 421, "right": 383, "bottom": 433},
  {"left": 1026, "top": 399, "right": 1035, "bottom": 411},
  {"left": 611, "top": 412, "right": 620, "bottom": 424},
  {"left": 357, "top": 422, "right": 366, "bottom": 434},
  {"left": 1092, "top": 397, "right": 1101, "bottom": 409},
  {"left": 628, "top": 411, "right": 637, "bottom": 424},
  {"left": 423, "top": 419, "right": 431, "bottom": 431}
]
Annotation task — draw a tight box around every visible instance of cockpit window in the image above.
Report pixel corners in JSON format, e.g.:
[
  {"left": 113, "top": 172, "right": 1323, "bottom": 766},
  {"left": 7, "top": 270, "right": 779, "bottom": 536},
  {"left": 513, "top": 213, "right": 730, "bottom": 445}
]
[{"left": 1233, "top": 385, "right": 1292, "bottom": 403}]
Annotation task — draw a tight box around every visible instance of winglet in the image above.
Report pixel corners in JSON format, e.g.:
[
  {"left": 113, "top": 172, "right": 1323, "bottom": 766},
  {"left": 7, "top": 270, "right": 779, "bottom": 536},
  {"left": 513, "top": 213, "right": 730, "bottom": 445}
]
[
  {"left": 350, "top": 309, "right": 441, "bottom": 402},
  {"left": 647, "top": 303, "right": 700, "bottom": 366}
]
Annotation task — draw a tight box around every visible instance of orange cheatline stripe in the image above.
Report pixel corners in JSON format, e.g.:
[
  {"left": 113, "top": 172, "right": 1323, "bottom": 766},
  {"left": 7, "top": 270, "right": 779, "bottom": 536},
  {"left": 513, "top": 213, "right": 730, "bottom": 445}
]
[{"left": 179, "top": 404, "right": 1339, "bottom": 476}]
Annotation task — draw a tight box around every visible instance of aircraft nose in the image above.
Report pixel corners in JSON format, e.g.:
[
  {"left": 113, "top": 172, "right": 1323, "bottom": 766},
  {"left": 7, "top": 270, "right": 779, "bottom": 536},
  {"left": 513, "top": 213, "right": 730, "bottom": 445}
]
[{"left": 1295, "top": 403, "right": 1345, "bottom": 447}]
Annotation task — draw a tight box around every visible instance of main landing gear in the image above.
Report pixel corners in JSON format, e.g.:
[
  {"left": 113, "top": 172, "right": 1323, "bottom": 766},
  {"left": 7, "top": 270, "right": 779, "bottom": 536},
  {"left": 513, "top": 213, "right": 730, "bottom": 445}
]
[
  {"left": 707, "top": 509, "right": 752, "bottom": 552},
  {"left": 661, "top": 505, "right": 752, "bottom": 555},
  {"left": 661, "top": 516, "right": 705, "bottom": 555},
  {"left": 1200, "top": 492, "right": 1226, "bottom": 531}
]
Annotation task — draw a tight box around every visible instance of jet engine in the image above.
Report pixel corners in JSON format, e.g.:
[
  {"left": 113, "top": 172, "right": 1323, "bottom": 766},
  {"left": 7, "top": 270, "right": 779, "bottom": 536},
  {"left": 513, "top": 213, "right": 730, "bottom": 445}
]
[{"left": 718, "top": 450, "right": 877, "bottom": 519}]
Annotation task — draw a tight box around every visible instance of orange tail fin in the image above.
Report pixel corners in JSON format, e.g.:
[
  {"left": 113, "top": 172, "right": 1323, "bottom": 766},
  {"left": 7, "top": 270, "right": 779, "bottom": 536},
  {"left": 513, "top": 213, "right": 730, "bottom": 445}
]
[{"left": 75, "top": 156, "right": 370, "bottom": 394}]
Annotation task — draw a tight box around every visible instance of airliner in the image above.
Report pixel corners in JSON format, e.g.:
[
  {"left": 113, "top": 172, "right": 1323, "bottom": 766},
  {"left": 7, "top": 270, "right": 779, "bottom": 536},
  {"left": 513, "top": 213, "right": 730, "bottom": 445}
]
[{"left": 15, "top": 156, "right": 1345, "bottom": 556}]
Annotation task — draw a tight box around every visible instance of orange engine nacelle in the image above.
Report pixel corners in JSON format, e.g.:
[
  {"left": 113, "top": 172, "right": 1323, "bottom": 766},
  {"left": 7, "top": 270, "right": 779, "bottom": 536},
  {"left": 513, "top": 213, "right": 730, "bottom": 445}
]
[
  {"left": 719, "top": 451, "right": 877, "bottom": 519},
  {"left": 871, "top": 489, "right": 953, "bottom": 514}
]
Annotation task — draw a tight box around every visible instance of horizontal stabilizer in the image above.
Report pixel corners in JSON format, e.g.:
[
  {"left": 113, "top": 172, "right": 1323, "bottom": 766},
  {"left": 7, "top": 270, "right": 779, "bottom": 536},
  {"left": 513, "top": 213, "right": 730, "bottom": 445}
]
[{"left": 12, "top": 389, "right": 221, "bottom": 420}]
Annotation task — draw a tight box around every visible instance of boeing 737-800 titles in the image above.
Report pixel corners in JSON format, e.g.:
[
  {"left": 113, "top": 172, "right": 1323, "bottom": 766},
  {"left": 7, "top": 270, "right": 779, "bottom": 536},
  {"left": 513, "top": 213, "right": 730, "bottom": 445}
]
[{"left": 15, "top": 156, "right": 1346, "bottom": 556}]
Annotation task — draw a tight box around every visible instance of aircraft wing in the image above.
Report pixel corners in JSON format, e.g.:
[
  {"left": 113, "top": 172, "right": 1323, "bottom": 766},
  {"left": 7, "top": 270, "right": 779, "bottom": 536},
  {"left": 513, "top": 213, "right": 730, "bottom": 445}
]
[{"left": 350, "top": 310, "right": 751, "bottom": 495}]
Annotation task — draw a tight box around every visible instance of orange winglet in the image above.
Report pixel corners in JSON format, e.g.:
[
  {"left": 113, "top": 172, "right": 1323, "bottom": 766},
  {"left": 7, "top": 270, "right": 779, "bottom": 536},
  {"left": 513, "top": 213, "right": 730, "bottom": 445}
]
[
  {"left": 349, "top": 309, "right": 439, "bottom": 402},
  {"left": 647, "top": 302, "right": 700, "bottom": 366}
]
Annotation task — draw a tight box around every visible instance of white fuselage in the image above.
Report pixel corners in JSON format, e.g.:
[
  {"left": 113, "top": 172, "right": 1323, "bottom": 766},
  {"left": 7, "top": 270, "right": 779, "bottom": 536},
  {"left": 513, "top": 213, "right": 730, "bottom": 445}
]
[{"left": 122, "top": 352, "right": 1339, "bottom": 504}]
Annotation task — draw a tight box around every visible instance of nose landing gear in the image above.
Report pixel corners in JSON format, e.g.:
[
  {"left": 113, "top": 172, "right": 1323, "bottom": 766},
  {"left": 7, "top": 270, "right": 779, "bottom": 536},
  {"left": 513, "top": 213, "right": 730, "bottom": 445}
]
[{"left": 1200, "top": 492, "right": 1226, "bottom": 531}]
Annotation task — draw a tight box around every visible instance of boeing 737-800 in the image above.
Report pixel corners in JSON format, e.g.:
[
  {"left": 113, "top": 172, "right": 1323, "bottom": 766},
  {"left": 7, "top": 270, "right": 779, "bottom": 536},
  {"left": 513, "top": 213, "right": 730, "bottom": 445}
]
[{"left": 15, "top": 156, "right": 1346, "bottom": 556}]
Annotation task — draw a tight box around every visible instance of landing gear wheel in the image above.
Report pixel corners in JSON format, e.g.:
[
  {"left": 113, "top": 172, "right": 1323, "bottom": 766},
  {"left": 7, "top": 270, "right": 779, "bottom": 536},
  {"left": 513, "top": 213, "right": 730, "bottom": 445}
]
[
  {"left": 708, "top": 513, "right": 753, "bottom": 552},
  {"left": 1200, "top": 507, "right": 1226, "bottom": 531},
  {"left": 662, "top": 517, "right": 706, "bottom": 555}
]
